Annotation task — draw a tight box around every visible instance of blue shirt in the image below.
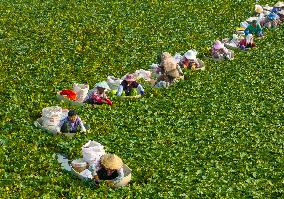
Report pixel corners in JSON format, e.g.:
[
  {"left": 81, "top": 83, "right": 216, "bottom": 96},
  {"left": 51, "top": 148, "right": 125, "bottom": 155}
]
[{"left": 59, "top": 116, "right": 86, "bottom": 132}]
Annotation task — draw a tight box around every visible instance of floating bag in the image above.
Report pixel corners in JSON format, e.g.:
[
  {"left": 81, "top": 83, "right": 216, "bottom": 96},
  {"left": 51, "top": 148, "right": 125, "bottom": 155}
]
[
  {"left": 82, "top": 140, "right": 105, "bottom": 165},
  {"left": 42, "top": 106, "right": 62, "bottom": 118},
  {"left": 59, "top": 89, "right": 77, "bottom": 101},
  {"left": 107, "top": 76, "right": 122, "bottom": 90},
  {"left": 73, "top": 83, "right": 89, "bottom": 102},
  {"left": 134, "top": 69, "right": 152, "bottom": 81},
  {"left": 42, "top": 106, "right": 62, "bottom": 128}
]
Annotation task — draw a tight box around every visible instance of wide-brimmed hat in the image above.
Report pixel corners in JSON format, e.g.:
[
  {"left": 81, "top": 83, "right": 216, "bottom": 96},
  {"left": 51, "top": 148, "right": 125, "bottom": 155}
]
[
  {"left": 161, "top": 52, "right": 172, "bottom": 60},
  {"left": 255, "top": 5, "right": 263, "bottom": 13},
  {"left": 213, "top": 40, "right": 224, "bottom": 50},
  {"left": 100, "top": 154, "right": 123, "bottom": 170},
  {"left": 274, "top": 2, "right": 284, "bottom": 7},
  {"left": 95, "top": 81, "right": 110, "bottom": 90},
  {"left": 124, "top": 74, "right": 135, "bottom": 81},
  {"left": 184, "top": 50, "right": 197, "bottom": 60}
]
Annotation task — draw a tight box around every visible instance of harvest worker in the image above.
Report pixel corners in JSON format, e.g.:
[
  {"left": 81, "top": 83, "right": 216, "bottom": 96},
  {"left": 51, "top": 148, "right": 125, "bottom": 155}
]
[
  {"left": 244, "top": 20, "right": 263, "bottom": 37},
  {"left": 116, "top": 74, "right": 145, "bottom": 96},
  {"left": 89, "top": 154, "right": 124, "bottom": 185},
  {"left": 211, "top": 40, "right": 234, "bottom": 60},
  {"left": 84, "top": 81, "right": 112, "bottom": 106},
  {"left": 263, "top": 12, "right": 281, "bottom": 29},
  {"left": 180, "top": 50, "right": 204, "bottom": 69},
  {"left": 239, "top": 34, "right": 256, "bottom": 50},
  {"left": 155, "top": 52, "right": 184, "bottom": 87},
  {"left": 58, "top": 110, "right": 87, "bottom": 134}
]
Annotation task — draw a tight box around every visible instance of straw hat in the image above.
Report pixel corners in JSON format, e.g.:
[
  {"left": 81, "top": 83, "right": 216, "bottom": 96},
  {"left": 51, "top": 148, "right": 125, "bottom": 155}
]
[
  {"left": 213, "top": 40, "right": 224, "bottom": 50},
  {"left": 124, "top": 74, "right": 135, "bottom": 82},
  {"left": 161, "top": 52, "right": 172, "bottom": 60},
  {"left": 274, "top": 2, "right": 284, "bottom": 8},
  {"left": 184, "top": 50, "right": 197, "bottom": 60},
  {"left": 95, "top": 81, "right": 110, "bottom": 90},
  {"left": 255, "top": 5, "right": 263, "bottom": 13},
  {"left": 100, "top": 154, "right": 123, "bottom": 170}
]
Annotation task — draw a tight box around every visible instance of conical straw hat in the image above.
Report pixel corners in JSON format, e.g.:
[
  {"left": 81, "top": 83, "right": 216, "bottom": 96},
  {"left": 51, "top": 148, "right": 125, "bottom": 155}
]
[{"left": 101, "top": 154, "right": 123, "bottom": 170}]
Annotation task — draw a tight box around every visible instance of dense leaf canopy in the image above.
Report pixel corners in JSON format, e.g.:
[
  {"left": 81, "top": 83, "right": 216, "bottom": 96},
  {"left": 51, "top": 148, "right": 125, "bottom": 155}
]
[{"left": 0, "top": 0, "right": 283, "bottom": 198}]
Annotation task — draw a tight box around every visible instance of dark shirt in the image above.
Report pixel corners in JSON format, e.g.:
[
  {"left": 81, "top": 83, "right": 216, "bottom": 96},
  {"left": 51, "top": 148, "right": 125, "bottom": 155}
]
[
  {"left": 97, "top": 167, "right": 119, "bottom": 180},
  {"left": 120, "top": 80, "right": 139, "bottom": 96},
  {"left": 59, "top": 116, "right": 85, "bottom": 133}
]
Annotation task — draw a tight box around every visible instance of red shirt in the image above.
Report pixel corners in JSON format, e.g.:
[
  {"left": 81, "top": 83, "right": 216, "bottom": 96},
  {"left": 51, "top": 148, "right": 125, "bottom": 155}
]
[
  {"left": 239, "top": 39, "right": 256, "bottom": 48},
  {"left": 182, "top": 58, "right": 199, "bottom": 69}
]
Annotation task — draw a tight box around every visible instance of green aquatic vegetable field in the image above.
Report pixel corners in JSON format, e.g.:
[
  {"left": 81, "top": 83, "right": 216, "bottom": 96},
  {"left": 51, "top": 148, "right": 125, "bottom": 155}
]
[{"left": 1, "top": 0, "right": 284, "bottom": 198}]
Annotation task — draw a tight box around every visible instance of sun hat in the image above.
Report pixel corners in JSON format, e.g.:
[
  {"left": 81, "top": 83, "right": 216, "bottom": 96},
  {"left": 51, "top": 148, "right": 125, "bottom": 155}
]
[
  {"left": 161, "top": 52, "right": 172, "bottom": 60},
  {"left": 184, "top": 50, "right": 197, "bottom": 60},
  {"left": 100, "top": 154, "right": 123, "bottom": 170},
  {"left": 213, "top": 40, "right": 225, "bottom": 50},
  {"left": 95, "top": 81, "right": 110, "bottom": 90},
  {"left": 124, "top": 74, "right": 135, "bottom": 82},
  {"left": 255, "top": 5, "right": 263, "bottom": 13},
  {"left": 274, "top": 2, "right": 284, "bottom": 8}
]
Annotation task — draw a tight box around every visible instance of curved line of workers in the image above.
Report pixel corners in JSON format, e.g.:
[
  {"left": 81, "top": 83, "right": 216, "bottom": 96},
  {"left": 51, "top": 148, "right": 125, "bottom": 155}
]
[{"left": 54, "top": 2, "right": 284, "bottom": 186}]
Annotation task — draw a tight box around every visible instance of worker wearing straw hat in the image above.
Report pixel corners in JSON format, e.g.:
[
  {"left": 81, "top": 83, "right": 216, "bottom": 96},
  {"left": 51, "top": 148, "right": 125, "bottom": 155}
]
[
  {"left": 84, "top": 81, "right": 112, "bottom": 106},
  {"left": 89, "top": 154, "right": 124, "bottom": 185},
  {"left": 211, "top": 40, "right": 234, "bottom": 60},
  {"left": 116, "top": 74, "right": 145, "bottom": 96},
  {"left": 263, "top": 12, "right": 281, "bottom": 29},
  {"left": 154, "top": 52, "right": 184, "bottom": 86},
  {"left": 239, "top": 34, "right": 256, "bottom": 50},
  {"left": 255, "top": 4, "right": 264, "bottom": 14},
  {"left": 181, "top": 49, "right": 202, "bottom": 69}
]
